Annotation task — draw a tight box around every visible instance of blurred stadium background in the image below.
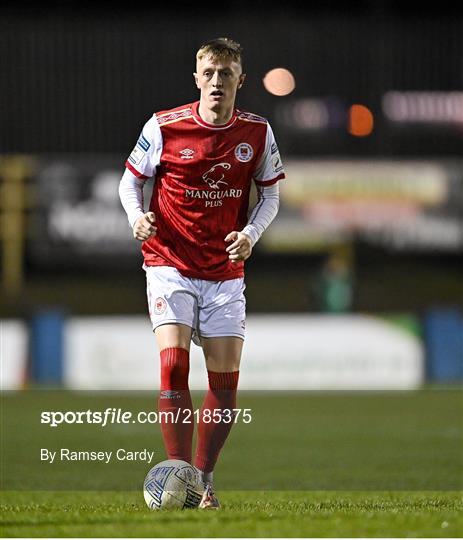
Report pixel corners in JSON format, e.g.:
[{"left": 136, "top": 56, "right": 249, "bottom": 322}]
[
  {"left": 1, "top": 0, "right": 463, "bottom": 497},
  {"left": 1, "top": 1, "right": 462, "bottom": 393}
]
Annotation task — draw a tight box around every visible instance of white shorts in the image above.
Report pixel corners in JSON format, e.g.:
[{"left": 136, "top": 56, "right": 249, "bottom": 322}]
[{"left": 144, "top": 265, "right": 246, "bottom": 345}]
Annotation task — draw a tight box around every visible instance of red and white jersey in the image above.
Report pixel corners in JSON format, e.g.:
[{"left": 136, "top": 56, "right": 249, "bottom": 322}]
[{"left": 125, "top": 101, "right": 285, "bottom": 281}]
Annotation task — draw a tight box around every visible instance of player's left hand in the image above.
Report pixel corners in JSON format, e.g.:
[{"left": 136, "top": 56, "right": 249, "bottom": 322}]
[{"left": 225, "top": 231, "right": 252, "bottom": 263}]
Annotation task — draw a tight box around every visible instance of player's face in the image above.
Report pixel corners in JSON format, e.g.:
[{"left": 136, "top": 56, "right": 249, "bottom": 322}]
[{"left": 194, "top": 56, "right": 245, "bottom": 112}]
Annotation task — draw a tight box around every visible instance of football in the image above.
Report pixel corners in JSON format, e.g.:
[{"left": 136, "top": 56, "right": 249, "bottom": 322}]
[{"left": 143, "top": 459, "right": 203, "bottom": 510}]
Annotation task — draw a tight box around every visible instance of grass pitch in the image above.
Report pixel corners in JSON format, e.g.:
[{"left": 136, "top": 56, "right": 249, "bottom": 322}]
[
  {"left": 1, "top": 388, "right": 462, "bottom": 537},
  {"left": 1, "top": 490, "right": 462, "bottom": 537}
]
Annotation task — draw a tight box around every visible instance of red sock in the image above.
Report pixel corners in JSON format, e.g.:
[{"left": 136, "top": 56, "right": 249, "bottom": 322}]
[
  {"left": 194, "top": 370, "right": 239, "bottom": 473},
  {"left": 158, "top": 347, "right": 194, "bottom": 463}
]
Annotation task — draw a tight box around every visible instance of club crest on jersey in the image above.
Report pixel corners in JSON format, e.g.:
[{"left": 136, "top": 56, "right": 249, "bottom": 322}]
[
  {"left": 235, "top": 143, "right": 253, "bottom": 163},
  {"left": 154, "top": 297, "right": 167, "bottom": 315}
]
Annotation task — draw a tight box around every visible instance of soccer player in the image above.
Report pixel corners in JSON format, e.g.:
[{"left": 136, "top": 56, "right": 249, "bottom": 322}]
[{"left": 119, "top": 37, "right": 285, "bottom": 509}]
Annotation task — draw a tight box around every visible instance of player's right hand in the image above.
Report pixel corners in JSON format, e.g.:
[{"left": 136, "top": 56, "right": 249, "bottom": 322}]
[{"left": 133, "top": 212, "right": 157, "bottom": 241}]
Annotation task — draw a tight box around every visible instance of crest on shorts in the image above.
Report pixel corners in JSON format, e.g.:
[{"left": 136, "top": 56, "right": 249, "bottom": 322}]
[
  {"left": 234, "top": 143, "right": 253, "bottom": 162},
  {"left": 154, "top": 297, "right": 167, "bottom": 315}
]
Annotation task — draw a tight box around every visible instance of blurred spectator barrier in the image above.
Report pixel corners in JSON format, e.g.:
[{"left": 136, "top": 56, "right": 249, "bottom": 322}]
[
  {"left": 30, "top": 309, "right": 65, "bottom": 384},
  {"left": 1, "top": 314, "right": 423, "bottom": 391},
  {"left": 424, "top": 308, "right": 463, "bottom": 382},
  {"left": 0, "top": 319, "right": 28, "bottom": 390},
  {"left": 62, "top": 315, "right": 424, "bottom": 390},
  {"left": 6, "top": 311, "right": 463, "bottom": 390}
]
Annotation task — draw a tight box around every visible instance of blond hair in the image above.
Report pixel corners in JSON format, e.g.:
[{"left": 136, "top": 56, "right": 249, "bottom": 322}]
[{"left": 196, "top": 37, "right": 243, "bottom": 66}]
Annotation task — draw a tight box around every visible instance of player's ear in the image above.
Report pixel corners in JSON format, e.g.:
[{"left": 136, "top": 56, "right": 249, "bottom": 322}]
[
  {"left": 193, "top": 72, "right": 200, "bottom": 89},
  {"left": 238, "top": 73, "right": 246, "bottom": 89}
]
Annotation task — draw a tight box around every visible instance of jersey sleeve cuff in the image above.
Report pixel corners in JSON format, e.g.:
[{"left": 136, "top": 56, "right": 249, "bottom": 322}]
[
  {"left": 254, "top": 173, "right": 285, "bottom": 187},
  {"left": 125, "top": 160, "right": 149, "bottom": 180},
  {"left": 241, "top": 225, "right": 260, "bottom": 247},
  {"left": 128, "top": 210, "right": 145, "bottom": 229}
]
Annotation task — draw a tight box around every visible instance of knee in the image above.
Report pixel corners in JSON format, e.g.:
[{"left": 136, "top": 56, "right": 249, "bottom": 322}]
[
  {"left": 161, "top": 360, "right": 189, "bottom": 381},
  {"left": 155, "top": 324, "right": 192, "bottom": 351}
]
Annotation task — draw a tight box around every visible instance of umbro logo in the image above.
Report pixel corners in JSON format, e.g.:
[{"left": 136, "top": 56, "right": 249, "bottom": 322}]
[
  {"left": 160, "top": 390, "right": 180, "bottom": 399},
  {"left": 180, "top": 148, "right": 195, "bottom": 159}
]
